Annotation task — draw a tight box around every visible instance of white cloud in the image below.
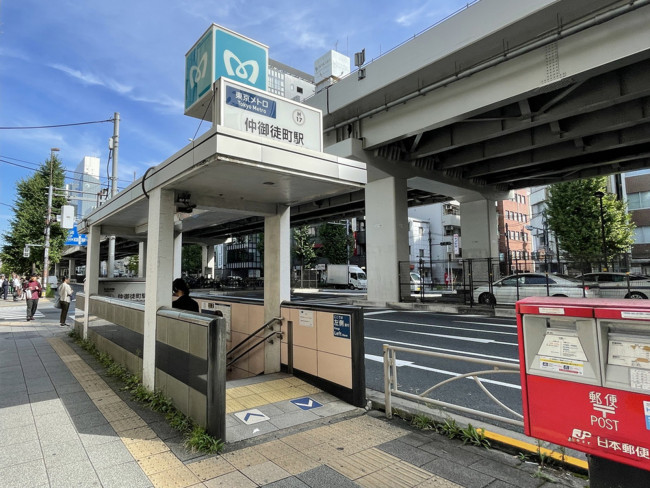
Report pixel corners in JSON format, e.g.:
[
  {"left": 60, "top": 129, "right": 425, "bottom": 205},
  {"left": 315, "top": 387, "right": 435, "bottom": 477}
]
[
  {"left": 0, "top": 46, "right": 30, "bottom": 61},
  {"left": 48, "top": 63, "right": 133, "bottom": 95}
]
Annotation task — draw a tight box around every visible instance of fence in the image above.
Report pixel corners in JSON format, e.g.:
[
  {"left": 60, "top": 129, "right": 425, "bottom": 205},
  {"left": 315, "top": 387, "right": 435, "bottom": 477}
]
[
  {"left": 383, "top": 344, "right": 523, "bottom": 427},
  {"left": 400, "top": 253, "right": 638, "bottom": 304}
]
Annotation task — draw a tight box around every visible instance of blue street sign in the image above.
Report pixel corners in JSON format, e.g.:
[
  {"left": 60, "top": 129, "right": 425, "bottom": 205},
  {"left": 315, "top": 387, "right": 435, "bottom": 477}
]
[
  {"left": 65, "top": 224, "right": 87, "bottom": 246},
  {"left": 291, "top": 397, "right": 323, "bottom": 411},
  {"left": 333, "top": 314, "right": 351, "bottom": 339}
]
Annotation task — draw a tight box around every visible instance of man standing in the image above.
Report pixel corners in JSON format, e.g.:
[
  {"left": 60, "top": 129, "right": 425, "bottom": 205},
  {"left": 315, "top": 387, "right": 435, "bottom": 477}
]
[
  {"left": 57, "top": 277, "right": 74, "bottom": 327},
  {"left": 1, "top": 275, "right": 8, "bottom": 300},
  {"left": 12, "top": 273, "right": 22, "bottom": 301},
  {"left": 25, "top": 274, "right": 42, "bottom": 321}
]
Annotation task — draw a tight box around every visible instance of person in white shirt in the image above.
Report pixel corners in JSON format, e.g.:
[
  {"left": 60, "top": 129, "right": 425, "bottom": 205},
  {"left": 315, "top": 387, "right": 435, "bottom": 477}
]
[{"left": 57, "top": 277, "right": 74, "bottom": 327}]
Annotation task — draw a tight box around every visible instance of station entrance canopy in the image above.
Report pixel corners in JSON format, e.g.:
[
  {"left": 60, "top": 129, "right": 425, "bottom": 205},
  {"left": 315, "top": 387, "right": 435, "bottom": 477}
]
[{"left": 78, "top": 82, "right": 365, "bottom": 240}]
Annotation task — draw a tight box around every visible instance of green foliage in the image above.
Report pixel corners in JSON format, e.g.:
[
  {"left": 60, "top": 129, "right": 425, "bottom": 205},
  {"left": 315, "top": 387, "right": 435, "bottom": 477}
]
[
  {"left": 182, "top": 244, "right": 203, "bottom": 275},
  {"left": 125, "top": 255, "right": 139, "bottom": 275},
  {"left": 317, "top": 222, "right": 354, "bottom": 264},
  {"left": 0, "top": 155, "right": 69, "bottom": 275},
  {"left": 438, "top": 418, "right": 463, "bottom": 439},
  {"left": 69, "top": 332, "right": 223, "bottom": 455},
  {"left": 546, "top": 177, "right": 634, "bottom": 266},
  {"left": 411, "top": 414, "right": 436, "bottom": 430},
  {"left": 461, "top": 424, "right": 490, "bottom": 448},
  {"left": 185, "top": 426, "right": 225, "bottom": 454},
  {"left": 292, "top": 225, "right": 316, "bottom": 268}
]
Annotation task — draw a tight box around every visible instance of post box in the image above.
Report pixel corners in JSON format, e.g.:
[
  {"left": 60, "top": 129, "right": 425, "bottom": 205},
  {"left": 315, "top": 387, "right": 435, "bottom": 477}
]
[{"left": 517, "top": 297, "right": 650, "bottom": 473}]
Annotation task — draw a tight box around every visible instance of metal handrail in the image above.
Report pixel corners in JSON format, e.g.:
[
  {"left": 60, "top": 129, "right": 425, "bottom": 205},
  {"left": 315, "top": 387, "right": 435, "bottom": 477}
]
[
  {"left": 383, "top": 344, "right": 523, "bottom": 427},
  {"left": 226, "top": 316, "right": 282, "bottom": 365},
  {"left": 227, "top": 330, "right": 282, "bottom": 367}
]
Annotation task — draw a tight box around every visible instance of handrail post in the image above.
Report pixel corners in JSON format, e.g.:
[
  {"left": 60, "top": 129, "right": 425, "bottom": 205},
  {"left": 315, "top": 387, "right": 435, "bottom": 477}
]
[
  {"left": 207, "top": 317, "right": 227, "bottom": 441},
  {"left": 384, "top": 344, "right": 392, "bottom": 419}
]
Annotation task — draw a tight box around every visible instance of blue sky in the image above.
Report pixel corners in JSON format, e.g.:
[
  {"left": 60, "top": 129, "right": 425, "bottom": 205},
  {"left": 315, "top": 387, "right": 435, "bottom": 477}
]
[{"left": 0, "top": 0, "right": 475, "bottom": 248}]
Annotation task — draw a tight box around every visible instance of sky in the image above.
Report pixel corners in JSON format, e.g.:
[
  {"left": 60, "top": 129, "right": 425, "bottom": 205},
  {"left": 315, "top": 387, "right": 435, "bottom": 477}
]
[{"left": 0, "top": 0, "right": 476, "bottom": 248}]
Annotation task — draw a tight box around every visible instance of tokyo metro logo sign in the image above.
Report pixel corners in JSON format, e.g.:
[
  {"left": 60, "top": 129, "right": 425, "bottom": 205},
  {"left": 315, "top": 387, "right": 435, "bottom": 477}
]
[
  {"left": 185, "top": 24, "right": 268, "bottom": 114},
  {"left": 223, "top": 50, "right": 260, "bottom": 84},
  {"left": 215, "top": 28, "right": 267, "bottom": 91}
]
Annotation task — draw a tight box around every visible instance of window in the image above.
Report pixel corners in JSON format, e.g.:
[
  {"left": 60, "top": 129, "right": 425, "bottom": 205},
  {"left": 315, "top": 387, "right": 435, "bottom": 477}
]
[
  {"left": 297, "top": 86, "right": 303, "bottom": 94},
  {"left": 419, "top": 249, "right": 425, "bottom": 258},
  {"left": 419, "top": 227, "right": 424, "bottom": 236}
]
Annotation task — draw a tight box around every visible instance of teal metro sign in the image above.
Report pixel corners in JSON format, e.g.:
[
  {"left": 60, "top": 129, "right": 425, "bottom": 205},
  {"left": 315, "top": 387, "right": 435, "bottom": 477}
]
[{"left": 185, "top": 24, "right": 268, "bottom": 113}]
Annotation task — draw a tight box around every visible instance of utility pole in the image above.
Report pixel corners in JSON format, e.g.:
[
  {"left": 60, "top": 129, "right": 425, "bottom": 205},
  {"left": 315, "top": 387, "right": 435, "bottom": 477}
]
[
  {"left": 107, "top": 112, "right": 120, "bottom": 277},
  {"left": 43, "top": 147, "right": 59, "bottom": 289}
]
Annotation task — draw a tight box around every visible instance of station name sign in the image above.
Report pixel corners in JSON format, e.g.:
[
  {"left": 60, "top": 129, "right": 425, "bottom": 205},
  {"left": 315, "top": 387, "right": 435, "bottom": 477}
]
[{"left": 217, "top": 78, "right": 322, "bottom": 152}]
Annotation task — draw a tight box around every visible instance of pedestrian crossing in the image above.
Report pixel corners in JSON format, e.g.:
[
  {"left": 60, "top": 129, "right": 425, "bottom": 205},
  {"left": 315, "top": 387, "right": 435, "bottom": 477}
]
[{"left": 0, "top": 306, "right": 45, "bottom": 321}]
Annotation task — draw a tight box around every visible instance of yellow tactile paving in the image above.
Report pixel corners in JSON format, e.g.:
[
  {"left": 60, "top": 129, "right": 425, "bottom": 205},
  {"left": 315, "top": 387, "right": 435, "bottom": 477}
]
[
  {"left": 272, "top": 451, "right": 321, "bottom": 475},
  {"left": 225, "top": 398, "right": 245, "bottom": 414},
  {"left": 111, "top": 416, "right": 148, "bottom": 434},
  {"left": 187, "top": 457, "right": 236, "bottom": 481},
  {"left": 147, "top": 466, "right": 200, "bottom": 488},
  {"left": 121, "top": 426, "right": 159, "bottom": 444},
  {"left": 330, "top": 448, "right": 400, "bottom": 479},
  {"left": 128, "top": 438, "right": 171, "bottom": 459},
  {"left": 356, "top": 461, "right": 438, "bottom": 488},
  {"left": 226, "top": 385, "right": 256, "bottom": 399},
  {"left": 222, "top": 446, "right": 268, "bottom": 470},
  {"left": 137, "top": 450, "right": 184, "bottom": 476},
  {"left": 252, "top": 439, "right": 300, "bottom": 461}
]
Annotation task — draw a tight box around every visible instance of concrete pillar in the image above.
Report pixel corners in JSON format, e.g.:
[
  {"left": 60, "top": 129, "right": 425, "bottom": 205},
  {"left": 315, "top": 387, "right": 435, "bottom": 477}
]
[
  {"left": 138, "top": 241, "right": 146, "bottom": 278},
  {"left": 365, "top": 176, "right": 409, "bottom": 304},
  {"left": 460, "top": 199, "right": 500, "bottom": 284},
  {"left": 263, "top": 205, "right": 290, "bottom": 374},
  {"left": 202, "top": 245, "right": 215, "bottom": 278},
  {"left": 54, "top": 263, "right": 60, "bottom": 281},
  {"left": 143, "top": 188, "right": 175, "bottom": 389},
  {"left": 68, "top": 259, "right": 76, "bottom": 280},
  {"left": 459, "top": 200, "right": 499, "bottom": 259},
  {"left": 83, "top": 225, "right": 101, "bottom": 339},
  {"left": 173, "top": 232, "right": 182, "bottom": 279}
]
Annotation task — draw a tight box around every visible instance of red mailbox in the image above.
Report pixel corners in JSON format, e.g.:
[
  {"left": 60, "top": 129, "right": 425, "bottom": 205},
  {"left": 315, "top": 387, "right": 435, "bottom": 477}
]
[{"left": 517, "top": 297, "right": 650, "bottom": 472}]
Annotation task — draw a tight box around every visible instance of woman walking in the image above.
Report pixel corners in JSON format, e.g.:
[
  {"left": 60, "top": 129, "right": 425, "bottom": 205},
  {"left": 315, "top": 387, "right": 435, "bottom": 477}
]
[
  {"left": 25, "top": 274, "right": 42, "bottom": 321},
  {"left": 57, "top": 277, "right": 73, "bottom": 327}
]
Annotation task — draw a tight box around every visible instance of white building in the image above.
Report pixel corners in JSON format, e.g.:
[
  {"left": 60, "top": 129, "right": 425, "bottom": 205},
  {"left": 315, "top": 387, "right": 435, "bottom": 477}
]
[
  {"left": 71, "top": 156, "right": 102, "bottom": 220},
  {"left": 314, "top": 50, "right": 351, "bottom": 92},
  {"left": 267, "top": 59, "right": 315, "bottom": 102}
]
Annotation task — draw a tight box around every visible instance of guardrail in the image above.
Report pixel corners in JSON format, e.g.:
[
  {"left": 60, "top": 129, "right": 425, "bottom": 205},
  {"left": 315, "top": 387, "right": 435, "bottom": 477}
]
[{"left": 383, "top": 344, "right": 523, "bottom": 427}]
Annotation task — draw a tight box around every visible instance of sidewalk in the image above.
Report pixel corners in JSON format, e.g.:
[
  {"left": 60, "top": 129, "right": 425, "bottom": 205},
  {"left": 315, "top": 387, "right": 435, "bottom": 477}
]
[{"left": 0, "top": 299, "right": 588, "bottom": 487}]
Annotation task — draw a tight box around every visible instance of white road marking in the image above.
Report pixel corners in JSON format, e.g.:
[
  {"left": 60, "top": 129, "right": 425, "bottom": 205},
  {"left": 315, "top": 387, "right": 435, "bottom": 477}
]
[
  {"left": 456, "top": 320, "right": 517, "bottom": 329},
  {"left": 367, "top": 318, "right": 517, "bottom": 336},
  {"left": 365, "top": 354, "right": 520, "bottom": 389},
  {"left": 364, "top": 310, "right": 396, "bottom": 316},
  {"left": 365, "top": 336, "right": 519, "bottom": 363},
  {"left": 398, "top": 329, "right": 516, "bottom": 346}
]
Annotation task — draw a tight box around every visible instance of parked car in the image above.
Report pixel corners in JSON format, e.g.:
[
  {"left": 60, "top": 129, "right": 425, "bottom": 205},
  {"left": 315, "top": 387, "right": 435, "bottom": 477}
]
[
  {"left": 474, "top": 273, "right": 599, "bottom": 305},
  {"left": 576, "top": 272, "right": 650, "bottom": 299},
  {"left": 410, "top": 272, "right": 422, "bottom": 292}
]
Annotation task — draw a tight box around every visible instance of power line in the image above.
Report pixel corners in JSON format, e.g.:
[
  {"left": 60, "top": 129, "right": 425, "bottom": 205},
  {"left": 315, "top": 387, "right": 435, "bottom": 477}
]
[
  {"left": 0, "top": 118, "right": 113, "bottom": 130},
  {"left": 0, "top": 157, "right": 129, "bottom": 191}
]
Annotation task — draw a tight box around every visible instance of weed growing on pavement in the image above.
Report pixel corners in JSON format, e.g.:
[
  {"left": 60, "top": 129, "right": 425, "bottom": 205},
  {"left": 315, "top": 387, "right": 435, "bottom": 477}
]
[
  {"left": 439, "top": 418, "right": 463, "bottom": 439},
  {"left": 186, "top": 426, "right": 225, "bottom": 454},
  {"left": 411, "top": 413, "right": 436, "bottom": 430},
  {"left": 461, "top": 424, "right": 490, "bottom": 448},
  {"left": 67, "top": 330, "right": 224, "bottom": 454}
]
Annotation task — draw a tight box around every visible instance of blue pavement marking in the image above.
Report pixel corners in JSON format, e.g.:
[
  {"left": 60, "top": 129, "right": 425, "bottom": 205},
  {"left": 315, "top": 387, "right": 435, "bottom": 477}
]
[
  {"left": 235, "top": 408, "right": 270, "bottom": 425},
  {"left": 291, "top": 397, "right": 323, "bottom": 410}
]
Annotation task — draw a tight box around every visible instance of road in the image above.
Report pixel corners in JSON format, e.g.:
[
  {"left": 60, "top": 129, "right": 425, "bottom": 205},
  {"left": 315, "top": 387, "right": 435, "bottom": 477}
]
[{"left": 364, "top": 309, "right": 523, "bottom": 429}]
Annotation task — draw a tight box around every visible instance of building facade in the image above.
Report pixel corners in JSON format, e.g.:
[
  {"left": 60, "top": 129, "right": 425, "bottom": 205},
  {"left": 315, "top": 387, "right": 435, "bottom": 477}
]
[{"left": 498, "top": 189, "right": 532, "bottom": 275}]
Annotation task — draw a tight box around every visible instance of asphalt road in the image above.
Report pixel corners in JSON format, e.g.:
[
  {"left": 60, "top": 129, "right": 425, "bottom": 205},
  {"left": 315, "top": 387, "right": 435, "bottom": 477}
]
[{"left": 364, "top": 309, "right": 523, "bottom": 430}]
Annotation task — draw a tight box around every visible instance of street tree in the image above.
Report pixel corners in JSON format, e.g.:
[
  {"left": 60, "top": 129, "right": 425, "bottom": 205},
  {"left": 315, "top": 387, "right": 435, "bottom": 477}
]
[
  {"left": 317, "top": 222, "right": 353, "bottom": 264},
  {"left": 182, "top": 244, "right": 203, "bottom": 275},
  {"left": 292, "top": 225, "right": 316, "bottom": 269},
  {"left": 0, "top": 155, "right": 67, "bottom": 275},
  {"left": 546, "top": 176, "right": 634, "bottom": 268}
]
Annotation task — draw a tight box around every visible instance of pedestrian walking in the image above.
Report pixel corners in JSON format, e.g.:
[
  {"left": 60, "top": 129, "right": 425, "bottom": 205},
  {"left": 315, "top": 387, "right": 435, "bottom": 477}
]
[
  {"left": 25, "top": 274, "right": 42, "bottom": 321},
  {"left": 12, "top": 273, "right": 23, "bottom": 301},
  {"left": 1, "top": 274, "right": 8, "bottom": 300},
  {"left": 57, "top": 277, "right": 73, "bottom": 327}
]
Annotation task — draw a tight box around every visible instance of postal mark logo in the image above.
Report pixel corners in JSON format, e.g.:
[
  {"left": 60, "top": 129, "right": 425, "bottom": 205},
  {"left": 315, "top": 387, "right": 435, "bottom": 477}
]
[{"left": 189, "top": 53, "right": 208, "bottom": 88}]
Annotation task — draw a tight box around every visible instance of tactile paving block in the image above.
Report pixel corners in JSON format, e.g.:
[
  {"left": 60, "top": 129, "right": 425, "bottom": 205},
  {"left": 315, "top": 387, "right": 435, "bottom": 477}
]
[
  {"left": 147, "top": 465, "right": 200, "bottom": 488},
  {"left": 137, "top": 450, "right": 183, "bottom": 476},
  {"left": 187, "top": 457, "right": 236, "bottom": 481}
]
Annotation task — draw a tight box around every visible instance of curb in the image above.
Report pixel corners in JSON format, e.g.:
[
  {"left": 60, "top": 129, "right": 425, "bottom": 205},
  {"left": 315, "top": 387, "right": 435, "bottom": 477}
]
[{"left": 366, "top": 391, "right": 589, "bottom": 476}]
